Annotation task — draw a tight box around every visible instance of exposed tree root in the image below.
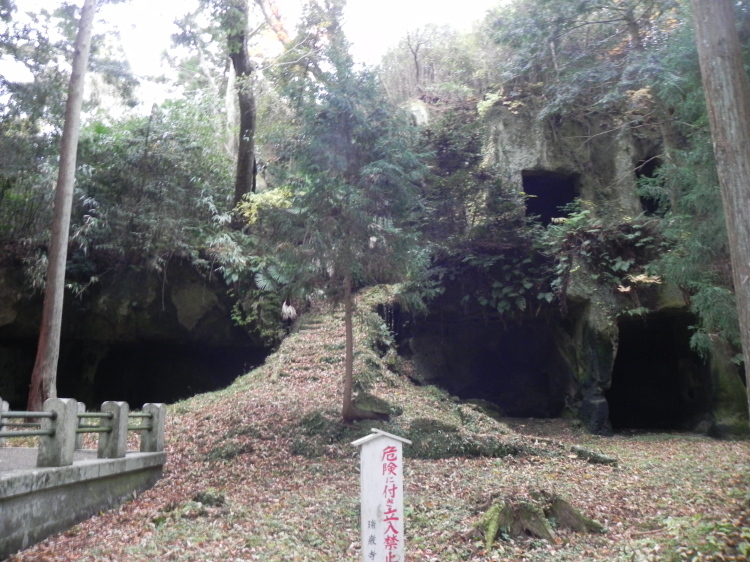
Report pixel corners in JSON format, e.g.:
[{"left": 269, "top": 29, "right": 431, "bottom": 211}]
[{"left": 570, "top": 445, "right": 618, "bottom": 465}]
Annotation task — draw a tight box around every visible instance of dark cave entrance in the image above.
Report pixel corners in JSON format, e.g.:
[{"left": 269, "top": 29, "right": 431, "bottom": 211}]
[
  {"left": 0, "top": 339, "right": 269, "bottom": 410},
  {"left": 411, "top": 318, "right": 574, "bottom": 418},
  {"left": 81, "top": 342, "right": 268, "bottom": 408},
  {"left": 606, "top": 312, "right": 711, "bottom": 431},
  {"left": 522, "top": 170, "right": 579, "bottom": 226}
]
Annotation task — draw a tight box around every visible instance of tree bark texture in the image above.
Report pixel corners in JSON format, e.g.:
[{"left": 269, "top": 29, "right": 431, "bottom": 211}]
[
  {"left": 340, "top": 273, "right": 388, "bottom": 423},
  {"left": 692, "top": 0, "right": 750, "bottom": 421},
  {"left": 28, "top": 0, "right": 97, "bottom": 411},
  {"left": 224, "top": 63, "right": 239, "bottom": 158},
  {"left": 229, "top": 12, "right": 256, "bottom": 207}
]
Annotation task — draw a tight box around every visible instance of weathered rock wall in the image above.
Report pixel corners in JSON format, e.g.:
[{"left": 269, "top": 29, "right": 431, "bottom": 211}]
[
  {"left": 407, "top": 100, "right": 747, "bottom": 434},
  {"left": 0, "top": 261, "right": 269, "bottom": 409},
  {"left": 483, "top": 101, "right": 657, "bottom": 220}
]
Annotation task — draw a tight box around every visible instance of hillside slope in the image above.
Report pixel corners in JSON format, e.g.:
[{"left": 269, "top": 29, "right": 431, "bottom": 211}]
[{"left": 9, "top": 296, "right": 750, "bottom": 561}]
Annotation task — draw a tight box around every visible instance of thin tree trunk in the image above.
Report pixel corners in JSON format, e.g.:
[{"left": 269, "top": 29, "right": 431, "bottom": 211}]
[
  {"left": 225, "top": 63, "right": 238, "bottom": 158},
  {"left": 254, "top": 1, "right": 326, "bottom": 84},
  {"left": 623, "top": 8, "right": 643, "bottom": 52},
  {"left": 255, "top": 0, "right": 290, "bottom": 44},
  {"left": 341, "top": 272, "right": 389, "bottom": 423},
  {"left": 342, "top": 272, "right": 356, "bottom": 421},
  {"left": 406, "top": 32, "right": 421, "bottom": 94},
  {"left": 229, "top": 6, "right": 256, "bottom": 208},
  {"left": 27, "top": 0, "right": 97, "bottom": 411},
  {"left": 692, "top": 0, "right": 750, "bottom": 422}
]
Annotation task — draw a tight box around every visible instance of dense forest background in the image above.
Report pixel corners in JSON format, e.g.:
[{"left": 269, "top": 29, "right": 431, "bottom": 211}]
[{"left": 1, "top": 0, "right": 748, "bottom": 426}]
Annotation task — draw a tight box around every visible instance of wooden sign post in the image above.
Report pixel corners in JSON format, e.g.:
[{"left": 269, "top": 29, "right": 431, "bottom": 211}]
[{"left": 352, "top": 428, "right": 412, "bottom": 562}]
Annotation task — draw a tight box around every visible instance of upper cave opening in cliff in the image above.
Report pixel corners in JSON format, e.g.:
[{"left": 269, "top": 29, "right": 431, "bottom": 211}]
[
  {"left": 410, "top": 317, "right": 574, "bottom": 418},
  {"left": 522, "top": 170, "right": 579, "bottom": 226},
  {"left": 605, "top": 312, "right": 711, "bottom": 431}
]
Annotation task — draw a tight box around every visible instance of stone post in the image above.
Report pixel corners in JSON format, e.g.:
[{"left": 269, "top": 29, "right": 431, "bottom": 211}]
[
  {"left": 0, "top": 397, "right": 8, "bottom": 447},
  {"left": 351, "top": 429, "right": 412, "bottom": 562},
  {"left": 75, "top": 401, "right": 86, "bottom": 450},
  {"left": 140, "top": 403, "right": 166, "bottom": 453},
  {"left": 37, "top": 398, "right": 78, "bottom": 467},
  {"left": 98, "top": 401, "right": 129, "bottom": 459}
]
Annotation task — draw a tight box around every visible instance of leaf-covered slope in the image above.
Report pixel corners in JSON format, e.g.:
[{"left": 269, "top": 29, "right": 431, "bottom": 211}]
[
  {"left": 182, "top": 296, "right": 556, "bottom": 462},
  {"left": 9, "top": 297, "right": 750, "bottom": 561}
]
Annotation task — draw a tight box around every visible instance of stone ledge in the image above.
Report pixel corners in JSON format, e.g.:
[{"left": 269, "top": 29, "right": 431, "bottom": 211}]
[
  {"left": 0, "top": 450, "right": 165, "bottom": 559},
  {"left": 0, "top": 450, "right": 166, "bottom": 499}
]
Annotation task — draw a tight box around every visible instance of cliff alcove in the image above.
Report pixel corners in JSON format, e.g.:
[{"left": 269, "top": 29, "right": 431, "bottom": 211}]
[
  {"left": 0, "top": 263, "right": 272, "bottom": 409},
  {"left": 606, "top": 312, "right": 712, "bottom": 431},
  {"left": 410, "top": 316, "right": 574, "bottom": 418},
  {"left": 72, "top": 341, "right": 267, "bottom": 409},
  {"left": 0, "top": 337, "right": 266, "bottom": 410},
  {"left": 635, "top": 156, "right": 664, "bottom": 215},
  {"left": 522, "top": 170, "right": 579, "bottom": 225}
]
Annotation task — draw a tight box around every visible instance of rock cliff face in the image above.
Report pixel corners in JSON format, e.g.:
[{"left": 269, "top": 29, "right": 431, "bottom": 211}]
[
  {"left": 0, "top": 261, "right": 269, "bottom": 409},
  {"left": 483, "top": 100, "right": 653, "bottom": 219},
  {"left": 2, "top": 102, "right": 746, "bottom": 434},
  {"left": 407, "top": 100, "right": 747, "bottom": 435}
]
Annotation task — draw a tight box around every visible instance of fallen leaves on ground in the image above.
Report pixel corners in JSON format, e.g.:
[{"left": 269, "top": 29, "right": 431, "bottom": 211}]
[{"left": 7, "top": 300, "right": 750, "bottom": 562}]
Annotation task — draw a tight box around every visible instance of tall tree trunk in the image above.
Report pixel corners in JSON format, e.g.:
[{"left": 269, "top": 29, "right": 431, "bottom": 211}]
[
  {"left": 229, "top": 5, "right": 256, "bottom": 208},
  {"left": 692, "top": 0, "right": 750, "bottom": 422},
  {"left": 27, "top": 0, "right": 97, "bottom": 411}
]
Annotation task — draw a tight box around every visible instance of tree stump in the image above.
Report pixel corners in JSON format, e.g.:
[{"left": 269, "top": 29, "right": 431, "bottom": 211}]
[
  {"left": 479, "top": 490, "right": 604, "bottom": 550},
  {"left": 535, "top": 490, "right": 605, "bottom": 534}
]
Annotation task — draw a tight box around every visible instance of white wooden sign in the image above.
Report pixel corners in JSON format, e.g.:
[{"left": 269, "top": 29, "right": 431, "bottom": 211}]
[{"left": 352, "top": 428, "right": 412, "bottom": 562}]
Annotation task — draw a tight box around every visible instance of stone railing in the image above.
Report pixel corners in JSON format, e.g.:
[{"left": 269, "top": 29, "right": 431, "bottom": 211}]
[
  {"left": 1, "top": 397, "right": 167, "bottom": 558},
  {"left": 0, "top": 397, "right": 166, "bottom": 467}
]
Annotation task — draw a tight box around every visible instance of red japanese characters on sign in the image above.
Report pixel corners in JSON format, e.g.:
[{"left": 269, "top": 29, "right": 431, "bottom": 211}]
[
  {"left": 382, "top": 445, "right": 400, "bottom": 555},
  {"left": 352, "top": 429, "right": 411, "bottom": 562}
]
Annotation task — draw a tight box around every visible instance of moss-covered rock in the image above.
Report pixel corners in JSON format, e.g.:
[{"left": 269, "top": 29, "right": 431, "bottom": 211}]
[
  {"left": 461, "top": 399, "right": 505, "bottom": 420},
  {"left": 193, "top": 488, "right": 226, "bottom": 507}
]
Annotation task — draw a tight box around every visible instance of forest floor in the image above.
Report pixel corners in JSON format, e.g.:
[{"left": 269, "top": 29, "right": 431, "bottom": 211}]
[{"left": 7, "top": 294, "right": 750, "bottom": 562}]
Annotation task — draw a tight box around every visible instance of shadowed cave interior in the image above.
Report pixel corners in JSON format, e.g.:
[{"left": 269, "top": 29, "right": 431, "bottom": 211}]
[
  {"left": 409, "top": 309, "right": 717, "bottom": 430},
  {"left": 0, "top": 339, "right": 268, "bottom": 410},
  {"left": 522, "top": 170, "right": 579, "bottom": 226},
  {"left": 1, "top": 310, "right": 719, "bottom": 433},
  {"left": 410, "top": 318, "right": 574, "bottom": 418},
  {"left": 606, "top": 312, "right": 712, "bottom": 431}
]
